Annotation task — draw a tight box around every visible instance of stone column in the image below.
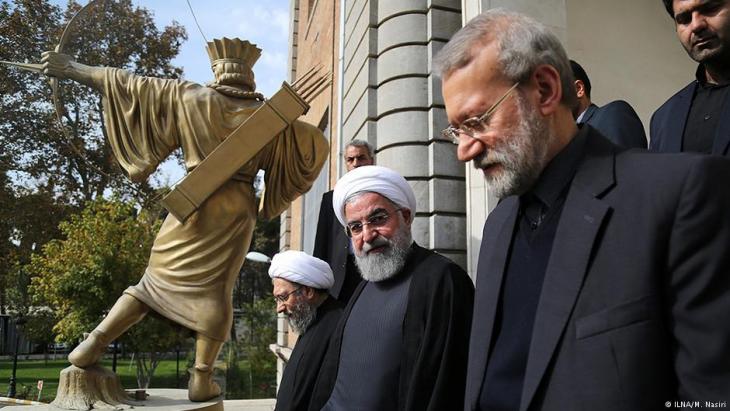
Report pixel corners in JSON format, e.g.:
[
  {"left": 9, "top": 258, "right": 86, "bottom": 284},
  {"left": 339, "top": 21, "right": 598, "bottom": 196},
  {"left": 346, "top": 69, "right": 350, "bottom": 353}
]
[{"left": 342, "top": 0, "right": 466, "bottom": 268}]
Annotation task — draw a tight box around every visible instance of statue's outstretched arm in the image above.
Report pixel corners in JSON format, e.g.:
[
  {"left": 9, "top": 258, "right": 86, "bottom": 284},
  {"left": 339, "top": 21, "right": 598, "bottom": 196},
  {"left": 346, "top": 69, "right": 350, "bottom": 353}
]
[{"left": 41, "top": 51, "right": 105, "bottom": 89}]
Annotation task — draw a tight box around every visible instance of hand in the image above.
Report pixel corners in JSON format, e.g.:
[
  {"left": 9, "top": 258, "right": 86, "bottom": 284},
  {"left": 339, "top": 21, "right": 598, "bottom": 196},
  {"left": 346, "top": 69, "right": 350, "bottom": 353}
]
[{"left": 41, "top": 51, "right": 74, "bottom": 79}]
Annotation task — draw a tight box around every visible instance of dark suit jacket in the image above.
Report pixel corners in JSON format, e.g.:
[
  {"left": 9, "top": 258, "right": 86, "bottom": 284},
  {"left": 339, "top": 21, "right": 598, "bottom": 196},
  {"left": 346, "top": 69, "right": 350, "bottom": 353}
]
[
  {"left": 465, "top": 126, "right": 730, "bottom": 410},
  {"left": 312, "top": 190, "right": 361, "bottom": 303},
  {"left": 580, "top": 102, "right": 646, "bottom": 149},
  {"left": 650, "top": 81, "right": 730, "bottom": 155}
]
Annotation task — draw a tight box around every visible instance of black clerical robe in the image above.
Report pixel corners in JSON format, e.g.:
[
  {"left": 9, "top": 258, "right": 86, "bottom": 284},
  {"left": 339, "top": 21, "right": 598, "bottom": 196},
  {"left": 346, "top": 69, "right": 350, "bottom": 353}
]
[
  {"left": 275, "top": 296, "right": 343, "bottom": 411},
  {"left": 308, "top": 243, "right": 474, "bottom": 411}
]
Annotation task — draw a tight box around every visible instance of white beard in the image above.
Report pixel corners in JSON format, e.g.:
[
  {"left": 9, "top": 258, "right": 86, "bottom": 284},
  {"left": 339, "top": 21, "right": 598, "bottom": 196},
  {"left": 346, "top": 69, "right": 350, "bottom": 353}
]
[
  {"left": 474, "top": 93, "right": 553, "bottom": 199},
  {"left": 287, "top": 299, "right": 316, "bottom": 334},
  {"left": 354, "top": 222, "right": 413, "bottom": 282}
]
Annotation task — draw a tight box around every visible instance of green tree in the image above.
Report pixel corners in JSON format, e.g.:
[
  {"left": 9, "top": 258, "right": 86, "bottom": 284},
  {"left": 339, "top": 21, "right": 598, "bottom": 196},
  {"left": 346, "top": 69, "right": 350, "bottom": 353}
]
[
  {"left": 225, "top": 297, "right": 277, "bottom": 399},
  {"left": 0, "top": 0, "right": 187, "bottom": 205},
  {"left": 0, "top": 0, "right": 186, "bottom": 331},
  {"left": 227, "top": 204, "right": 279, "bottom": 399},
  {"left": 0, "top": 156, "right": 16, "bottom": 314},
  {"left": 28, "top": 198, "right": 188, "bottom": 388}
]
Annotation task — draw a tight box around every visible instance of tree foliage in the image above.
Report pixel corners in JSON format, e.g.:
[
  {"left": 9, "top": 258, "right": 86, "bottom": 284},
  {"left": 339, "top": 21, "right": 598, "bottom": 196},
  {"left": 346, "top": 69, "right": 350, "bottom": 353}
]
[
  {"left": 0, "top": 156, "right": 73, "bottom": 314},
  {"left": 27, "top": 198, "right": 189, "bottom": 387},
  {"left": 0, "top": 0, "right": 187, "bottom": 205},
  {"left": 226, "top": 205, "right": 279, "bottom": 398},
  {"left": 28, "top": 199, "right": 154, "bottom": 340},
  {"left": 0, "top": 0, "right": 187, "bottom": 322}
]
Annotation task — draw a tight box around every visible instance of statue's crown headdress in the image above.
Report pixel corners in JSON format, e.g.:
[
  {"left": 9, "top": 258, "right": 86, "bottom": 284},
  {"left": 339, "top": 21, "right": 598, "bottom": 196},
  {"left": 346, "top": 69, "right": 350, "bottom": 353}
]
[{"left": 206, "top": 37, "right": 261, "bottom": 68}]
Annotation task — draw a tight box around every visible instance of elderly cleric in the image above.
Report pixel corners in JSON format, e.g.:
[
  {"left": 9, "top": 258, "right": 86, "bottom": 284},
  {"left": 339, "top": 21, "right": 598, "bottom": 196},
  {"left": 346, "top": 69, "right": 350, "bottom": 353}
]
[
  {"left": 309, "top": 165, "right": 474, "bottom": 411},
  {"left": 269, "top": 250, "right": 343, "bottom": 411}
]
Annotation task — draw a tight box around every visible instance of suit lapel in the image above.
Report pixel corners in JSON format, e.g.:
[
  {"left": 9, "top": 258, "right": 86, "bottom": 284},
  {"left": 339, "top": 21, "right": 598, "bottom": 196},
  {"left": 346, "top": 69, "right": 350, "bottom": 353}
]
[
  {"left": 711, "top": 95, "right": 730, "bottom": 155},
  {"left": 581, "top": 104, "right": 598, "bottom": 124},
  {"left": 664, "top": 83, "right": 696, "bottom": 152},
  {"left": 466, "top": 197, "right": 519, "bottom": 411},
  {"left": 519, "top": 133, "right": 615, "bottom": 411}
]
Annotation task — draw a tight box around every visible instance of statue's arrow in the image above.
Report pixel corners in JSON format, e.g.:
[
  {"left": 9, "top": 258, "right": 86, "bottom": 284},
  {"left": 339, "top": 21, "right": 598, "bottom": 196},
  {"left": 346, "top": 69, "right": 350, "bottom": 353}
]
[{"left": 0, "top": 61, "right": 43, "bottom": 73}]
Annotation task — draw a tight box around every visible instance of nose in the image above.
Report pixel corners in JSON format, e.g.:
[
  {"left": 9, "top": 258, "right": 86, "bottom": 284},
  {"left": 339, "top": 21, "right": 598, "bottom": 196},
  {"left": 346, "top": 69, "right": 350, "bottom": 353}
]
[
  {"left": 361, "top": 223, "right": 379, "bottom": 244},
  {"left": 689, "top": 11, "right": 708, "bottom": 33},
  {"left": 457, "top": 135, "right": 487, "bottom": 163},
  {"left": 276, "top": 301, "right": 285, "bottom": 314}
]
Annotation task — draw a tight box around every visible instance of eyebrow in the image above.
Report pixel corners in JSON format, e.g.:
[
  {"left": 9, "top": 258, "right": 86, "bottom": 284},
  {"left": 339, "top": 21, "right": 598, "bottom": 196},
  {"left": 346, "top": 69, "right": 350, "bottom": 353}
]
[
  {"left": 675, "top": 0, "right": 723, "bottom": 22},
  {"left": 346, "top": 207, "right": 388, "bottom": 224}
]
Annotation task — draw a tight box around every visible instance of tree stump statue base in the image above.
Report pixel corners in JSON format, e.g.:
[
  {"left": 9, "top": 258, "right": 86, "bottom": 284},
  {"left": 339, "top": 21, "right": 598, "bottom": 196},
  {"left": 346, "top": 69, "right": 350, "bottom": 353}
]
[
  {"left": 1, "top": 389, "right": 224, "bottom": 411},
  {"left": 51, "top": 365, "right": 134, "bottom": 410}
]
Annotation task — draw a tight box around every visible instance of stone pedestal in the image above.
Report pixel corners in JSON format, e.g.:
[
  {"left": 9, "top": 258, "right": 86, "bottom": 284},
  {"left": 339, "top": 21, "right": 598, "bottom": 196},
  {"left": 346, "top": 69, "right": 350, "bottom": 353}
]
[{"left": 2, "top": 389, "right": 223, "bottom": 410}]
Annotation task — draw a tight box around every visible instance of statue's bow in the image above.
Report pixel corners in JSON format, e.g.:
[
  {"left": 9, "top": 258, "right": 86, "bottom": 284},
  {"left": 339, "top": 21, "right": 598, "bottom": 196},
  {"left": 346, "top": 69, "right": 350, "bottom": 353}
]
[
  {"left": 0, "top": 0, "right": 148, "bottom": 196},
  {"left": 50, "top": 0, "right": 105, "bottom": 130},
  {"left": 0, "top": 0, "right": 104, "bottom": 140}
]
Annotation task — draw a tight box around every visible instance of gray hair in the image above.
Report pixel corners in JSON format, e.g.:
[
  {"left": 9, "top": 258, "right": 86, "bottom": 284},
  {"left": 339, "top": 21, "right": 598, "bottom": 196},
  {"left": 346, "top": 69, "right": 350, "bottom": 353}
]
[
  {"left": 433, "top": 9, "right": 577, "bottom": 109},
  {"left": 345, "top": 139, "right": 375, "bottom": 159}
]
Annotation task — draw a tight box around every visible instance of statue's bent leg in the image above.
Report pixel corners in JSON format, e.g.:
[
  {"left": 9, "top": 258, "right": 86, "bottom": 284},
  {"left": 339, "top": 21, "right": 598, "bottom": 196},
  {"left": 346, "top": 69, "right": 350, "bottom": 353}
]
[
  {"left": 68, "top": 294, "right": 149, "bottom": 368},
  {"left": 188, "top": 333, "right": 223, "bottom": 402}
]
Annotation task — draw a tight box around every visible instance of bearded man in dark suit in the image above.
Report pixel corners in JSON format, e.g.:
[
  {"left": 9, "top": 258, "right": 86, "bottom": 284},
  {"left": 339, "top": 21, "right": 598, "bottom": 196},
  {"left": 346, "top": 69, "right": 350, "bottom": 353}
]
[{"left": 436, "top": 9, "right": 730, "bottom": 410}]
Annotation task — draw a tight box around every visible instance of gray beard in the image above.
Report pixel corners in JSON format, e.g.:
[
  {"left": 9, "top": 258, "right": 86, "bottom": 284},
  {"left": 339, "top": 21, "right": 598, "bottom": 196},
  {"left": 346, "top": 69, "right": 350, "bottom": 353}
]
[
  {"left": 354, "top": 225, "right": 413, "bottom": 282},
  {"left": 287, "top": 300, "right": 316, "bottom": 334},
  {"left": 474, "top": 93, "right": 552, "bottom": 199}
]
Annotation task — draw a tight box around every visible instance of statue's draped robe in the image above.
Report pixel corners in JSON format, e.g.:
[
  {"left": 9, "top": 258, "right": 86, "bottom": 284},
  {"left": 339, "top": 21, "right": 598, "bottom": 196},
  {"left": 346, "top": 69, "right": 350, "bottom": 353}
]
[{"left": 98, "top": 68, "right": 327, "bottom": 341}]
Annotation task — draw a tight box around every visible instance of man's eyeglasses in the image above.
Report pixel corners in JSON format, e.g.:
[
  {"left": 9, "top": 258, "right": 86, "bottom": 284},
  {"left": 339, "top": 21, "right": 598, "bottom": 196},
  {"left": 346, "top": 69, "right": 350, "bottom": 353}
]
[
  {"left": 345, "top": 209, "right": 401, "bottom": 238},
  {"left": 441, "top": 82, "right": 520, "bottom": 144},
  {"left": 273, "top": 286, "right": 302, "bottom": 304}
]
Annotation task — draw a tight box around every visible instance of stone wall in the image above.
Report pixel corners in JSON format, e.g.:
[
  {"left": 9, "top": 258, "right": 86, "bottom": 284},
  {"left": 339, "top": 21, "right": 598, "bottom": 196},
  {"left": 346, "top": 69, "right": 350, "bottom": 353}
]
[{"left": 341, "top": 0, "right": 467, "bottom": 268}]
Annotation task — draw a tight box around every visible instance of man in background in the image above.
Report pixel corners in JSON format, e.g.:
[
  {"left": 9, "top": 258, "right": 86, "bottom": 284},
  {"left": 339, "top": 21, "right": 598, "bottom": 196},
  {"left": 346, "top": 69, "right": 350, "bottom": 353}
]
[
  {"left": 651, "top": 0, "right": 730, "bottom": 155},
  {"left": 570, "top": 59, "right": 646, "bottom": 148},
  {"left": 312, "top": 140, "right": 375, "bottom": 304},
  {"left": 269, "top": 250, "right": 343, "bottom": 411}
]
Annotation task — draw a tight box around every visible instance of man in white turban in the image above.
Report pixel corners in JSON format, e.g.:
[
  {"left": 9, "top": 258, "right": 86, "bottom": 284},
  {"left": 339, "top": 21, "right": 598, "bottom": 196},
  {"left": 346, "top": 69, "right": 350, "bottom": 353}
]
[
  {"left": 268, "top": 250, "right": 343, "bottom": 411},
  {"left": 310, "top": 165, "right": 475, "bottom": 411},
  {"left": 313, "top": 139, "right": 375, "bottom": 305}
]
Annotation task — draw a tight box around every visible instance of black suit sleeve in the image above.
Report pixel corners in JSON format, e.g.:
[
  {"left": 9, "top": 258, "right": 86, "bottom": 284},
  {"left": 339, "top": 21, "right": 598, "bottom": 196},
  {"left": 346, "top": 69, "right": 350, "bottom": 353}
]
[
  {"left": 667, "top": 156, "right": 730, "bottom": 399},
  {"left": 312, "top": 192, "right": 332, "bottom": 261},
  {"left": 594, "top": 100, "right": 647, "bottom": 149},
  {"left": 649, "top": 109, "right": 663, "bottom": 151}
]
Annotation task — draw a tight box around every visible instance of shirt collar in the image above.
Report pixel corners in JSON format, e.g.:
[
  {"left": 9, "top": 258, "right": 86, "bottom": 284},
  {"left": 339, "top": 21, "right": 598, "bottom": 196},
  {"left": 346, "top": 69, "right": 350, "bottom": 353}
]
[
  {"left": 523, "top": 125, "right": 589, "bottom": 209},
  {"left": 695, "top": 64, "right": 730, "bottom": 89}
]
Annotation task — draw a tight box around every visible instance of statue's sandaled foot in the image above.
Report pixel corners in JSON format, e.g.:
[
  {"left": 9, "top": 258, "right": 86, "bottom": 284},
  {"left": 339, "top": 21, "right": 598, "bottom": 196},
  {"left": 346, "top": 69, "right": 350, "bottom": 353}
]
[
  {"left": 68, "top": 330, "right": 109, "bottom": 368},
  {"left": 188, "top": 364, "right": 221, "bottom": 402}
]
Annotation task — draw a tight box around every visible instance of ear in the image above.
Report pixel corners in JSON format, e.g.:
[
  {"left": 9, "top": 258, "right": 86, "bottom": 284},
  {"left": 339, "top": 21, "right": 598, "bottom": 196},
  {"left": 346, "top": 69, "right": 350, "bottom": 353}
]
[
  {"left": 531, "top": 64, "right": 563, "bottom": 116},
  {"left": 401, "top": 208, "right": 413, "bottom": 226},
  {"left": 302, "top": 286, "right": 315, "bottom": 299},
  {"left": 299, "top": 286, "right": 317, "bottom": 303},
  {"left": 574, "top": 80, "right": 585, "bottom": 99}
]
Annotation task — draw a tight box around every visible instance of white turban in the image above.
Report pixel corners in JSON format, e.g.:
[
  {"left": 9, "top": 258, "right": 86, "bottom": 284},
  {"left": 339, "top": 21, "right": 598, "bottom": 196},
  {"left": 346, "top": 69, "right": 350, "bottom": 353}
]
[
  {"left": 268, "top": 250, "right": 334, "bottom": 290},
  {"left": 332, "top": 165, "right": 417, "bottom": 227}
]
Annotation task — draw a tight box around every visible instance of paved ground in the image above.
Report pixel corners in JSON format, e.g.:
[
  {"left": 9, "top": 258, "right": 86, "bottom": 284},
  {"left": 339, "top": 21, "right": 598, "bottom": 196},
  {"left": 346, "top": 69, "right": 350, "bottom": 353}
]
[
  {"left": 0, "top": 391, "right": 276, "bottom": 410},
  {"left": 224, "top": 399, "right": 275, "bottom": 410}
]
